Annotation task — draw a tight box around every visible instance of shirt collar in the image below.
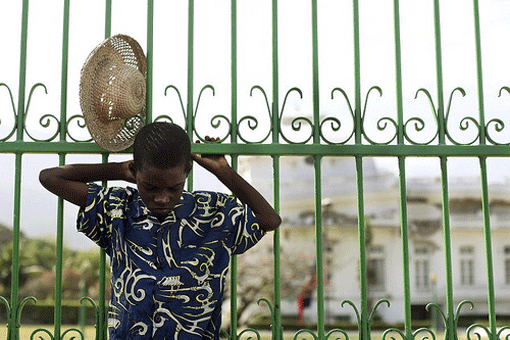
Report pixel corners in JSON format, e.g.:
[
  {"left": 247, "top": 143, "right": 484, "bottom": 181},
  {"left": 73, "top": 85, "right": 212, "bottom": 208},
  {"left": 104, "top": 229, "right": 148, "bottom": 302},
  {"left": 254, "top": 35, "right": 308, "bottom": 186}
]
[{"left": 128, "top": 187, "right": 189, "bottom": 221}]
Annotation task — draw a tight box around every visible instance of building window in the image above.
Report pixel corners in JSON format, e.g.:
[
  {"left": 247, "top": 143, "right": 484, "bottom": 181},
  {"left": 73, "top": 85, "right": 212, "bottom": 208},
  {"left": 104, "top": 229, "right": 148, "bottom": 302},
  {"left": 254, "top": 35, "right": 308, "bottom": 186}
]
[
  {"left": 367, "top": 245, "right": 385, "bottom": 291},
  {"left": 504, "top": 246, "right": 510, "bottom": 285},
  {"left": 415, "top": 246, "right": 431, "bottom": 290},
  {"left": 460, "top": 246, "right": 475, "bottom": 286}
]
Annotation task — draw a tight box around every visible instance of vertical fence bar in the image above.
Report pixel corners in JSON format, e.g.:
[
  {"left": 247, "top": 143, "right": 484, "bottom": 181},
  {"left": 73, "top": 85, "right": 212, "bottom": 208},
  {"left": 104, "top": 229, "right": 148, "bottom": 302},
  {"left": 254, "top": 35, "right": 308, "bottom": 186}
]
[
  {"left": 11, "top": 155, "right": 23, "bottom": 340},
  {"left": 53, "top": 0, "right": 71, "bottom": 338},
  {"left": 272, "top": 156, "right": 281, "bottom": 340},
  {"left": 472, "top": 1, "right": 497, "bottom": 339},
  {"left": 15, "top": 1, "right": 29, "bottom": 144},
  {"left": 146, "top": 0, "right": 154, "bottom": 123},
  {"left": 104, "top": 0, "right": 111, "bottom": 40},
  {"left": 98, "top": 159, "right": 109, "bottom": 340},
  {"left": 352, "top": 0, "right": 362, "bottom": 145},
  {"left": 472, "top": 0, "right": 486, "bottom": 145},
  {"left": 433, "top": 2, "right": 446, "bottom": 144},
  {"left": 479, "top": 158, "right": 496, "bottom": 340},
  {"left": 54, "top": 155, "right": 65, "bottom": 340},
  {"left": 432, "top": 2, "right": 456, "bottom": 339},
  {"left": 270, "top": 1, "right": 282, "bottom": 338},
  {"left": 230, "top": 155, "right": 239, "bottom": 340},
  {"left": 311, "top": 0, "right": 320, "bottom": 144},
  {"left": 310, "top": 0, "right": 325, "bottom": 337},
  {"left": 313, "top": 155, "right": 324, "bottom": 339},
  {"left": 439, "top": 157, "right": 454, "bottom": 340},
  {"left": 230, "top": 2, "right": 240, "bottom": 337},
  {"left": 393, "top": 0, "right": 413, "bottom": 338},
  {"left": 355, "top": 155, "right": 369, "bottom": 340},
  {"left": 351, "top": 0, "right": 369, "bottom": 339},
  {"left": 59, "top": 0, "right": 70, "bottom": 142},
  {"left": 231, "top": 0, "right": 238, "bottom": 143},
  {"left": 186, "top": 0, "right": 195, "bottom": 191},
  {"left": 186, "top": 0, "right": 194, "bottom": 137},
  {"left": 97, "top": 3, "right": 113, "bottom": 339},
  {"left": 271, "top": 0, "right": 279, "bottom": 140},
  {"left": 9, "top": 1, "right": 30, "bottom": 339}
]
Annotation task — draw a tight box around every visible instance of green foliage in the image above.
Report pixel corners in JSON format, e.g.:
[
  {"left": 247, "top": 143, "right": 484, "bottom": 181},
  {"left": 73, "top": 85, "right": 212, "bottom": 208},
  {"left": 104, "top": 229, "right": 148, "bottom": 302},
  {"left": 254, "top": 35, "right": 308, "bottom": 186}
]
[{"left": 0, "top": 224, "right": 107, "bottom": 302}]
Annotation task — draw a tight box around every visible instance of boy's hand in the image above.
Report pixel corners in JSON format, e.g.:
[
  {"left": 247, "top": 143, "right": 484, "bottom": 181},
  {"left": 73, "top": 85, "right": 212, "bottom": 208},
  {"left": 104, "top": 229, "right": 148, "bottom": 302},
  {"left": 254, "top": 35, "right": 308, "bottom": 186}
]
[
  {"left": 191, "top": 136, "right": 281, "bottom": 231},
  {"left": 192, "top": 136, "right": 230, "bottom": 174}
]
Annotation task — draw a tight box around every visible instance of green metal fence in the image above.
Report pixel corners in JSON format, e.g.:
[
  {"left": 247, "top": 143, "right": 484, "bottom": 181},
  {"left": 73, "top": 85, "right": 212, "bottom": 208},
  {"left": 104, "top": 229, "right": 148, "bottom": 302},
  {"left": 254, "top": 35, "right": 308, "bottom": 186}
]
[{"left": 1, "top": 0, "right": 510, "bottom": 339}]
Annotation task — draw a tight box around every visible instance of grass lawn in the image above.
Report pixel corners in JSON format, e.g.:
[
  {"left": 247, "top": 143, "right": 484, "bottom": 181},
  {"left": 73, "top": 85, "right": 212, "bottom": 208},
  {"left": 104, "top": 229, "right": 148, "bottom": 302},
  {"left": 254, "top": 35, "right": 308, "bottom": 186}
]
[{"left": 0, "top": 325, "right": 98, "bottom": 339}]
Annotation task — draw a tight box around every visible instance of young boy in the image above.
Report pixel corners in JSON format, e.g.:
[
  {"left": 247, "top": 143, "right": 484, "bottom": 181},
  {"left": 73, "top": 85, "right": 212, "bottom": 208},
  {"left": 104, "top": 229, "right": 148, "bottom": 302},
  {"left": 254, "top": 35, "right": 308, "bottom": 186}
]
[{"left": 39, "top": 122, "right": 281, "bottom": 339}]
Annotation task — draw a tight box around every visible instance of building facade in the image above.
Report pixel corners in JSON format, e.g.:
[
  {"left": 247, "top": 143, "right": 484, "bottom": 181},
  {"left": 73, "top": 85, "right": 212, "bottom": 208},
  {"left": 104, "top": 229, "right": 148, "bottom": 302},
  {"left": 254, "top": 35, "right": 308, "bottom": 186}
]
[{"left": 240, "top": 156, "right": 510, "bottom": 324}]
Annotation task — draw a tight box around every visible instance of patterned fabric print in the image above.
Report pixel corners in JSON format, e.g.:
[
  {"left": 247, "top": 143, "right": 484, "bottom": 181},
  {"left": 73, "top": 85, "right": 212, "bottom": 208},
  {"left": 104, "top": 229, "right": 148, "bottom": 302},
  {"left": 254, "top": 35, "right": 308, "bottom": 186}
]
[{"left": 77, "top": 183, "right": 265, "bottom": 340}]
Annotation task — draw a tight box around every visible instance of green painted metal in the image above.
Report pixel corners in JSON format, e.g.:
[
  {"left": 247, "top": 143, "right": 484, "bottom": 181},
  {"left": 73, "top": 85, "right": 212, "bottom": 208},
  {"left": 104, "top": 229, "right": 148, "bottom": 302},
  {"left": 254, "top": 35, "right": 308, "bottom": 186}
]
[
  {"left": 97, "top": 3, "right": 112, "bottom": 340},
  {"left": 147, "top": 0, "right": 154, "bottom": 124},
  {"left": 355, "top": 156, "right": 369, "bottom": 340},
  {"left": 98, "top": 154, "right": 109, "bottom": 340},
  {"left": 2, "top": 0, "right": 510, "bottom": 339},
  {"left": 52, "top": 0, "right": 70, "bottom": 338},
  {"left": 272, "top": 156, "right": 282, "bottom": 340},
  {"left": 53, "top": 155, "right": 65, "bottom": 340},
  {"left": 391, "top": 1, "right": 414, "bottom": 340},
  {"left": 10, "top": 154, "right": 23, "bottom": 340},
  {"left": 479, "top": 157, "right": 497, "bottom": 340},
  {"left": 432, "top": 2, "right": 458, "bottom": 340},
  {"left": 8, "top": 0, "right": 30, "bottom": 339},
  {"left": 314, "top": 155, "right": 325, "bottom": 339},
  {"left": 5, "top": 141, "right": 510, "bottom": 156},
  {"left": 472, "top": 1, "right": 498, "bottom": 339}
]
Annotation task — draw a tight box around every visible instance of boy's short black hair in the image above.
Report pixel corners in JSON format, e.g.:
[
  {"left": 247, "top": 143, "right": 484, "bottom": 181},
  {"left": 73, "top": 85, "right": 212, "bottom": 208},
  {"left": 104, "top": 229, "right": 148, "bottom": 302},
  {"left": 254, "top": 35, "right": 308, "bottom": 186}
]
[{"left": 132, "top": 122, "right": 192, "bottom": 173}]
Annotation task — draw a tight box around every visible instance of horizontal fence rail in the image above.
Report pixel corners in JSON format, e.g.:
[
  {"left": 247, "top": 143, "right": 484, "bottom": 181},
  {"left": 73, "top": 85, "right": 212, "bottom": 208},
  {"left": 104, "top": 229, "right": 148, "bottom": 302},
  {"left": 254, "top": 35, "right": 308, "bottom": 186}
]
[{"left": 1, "top": 0, "right": 510, "bottom": 340}]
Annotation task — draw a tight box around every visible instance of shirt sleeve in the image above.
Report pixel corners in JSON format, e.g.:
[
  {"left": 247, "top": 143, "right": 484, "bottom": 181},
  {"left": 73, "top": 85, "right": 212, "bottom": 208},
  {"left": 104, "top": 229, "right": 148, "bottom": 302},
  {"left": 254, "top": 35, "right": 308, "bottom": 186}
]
[
  {"left": 76, "top": 183, "right": 115, "bottom": 253},
  {"left": 219, "top": 193, "right": 266, "bottom": 255}
]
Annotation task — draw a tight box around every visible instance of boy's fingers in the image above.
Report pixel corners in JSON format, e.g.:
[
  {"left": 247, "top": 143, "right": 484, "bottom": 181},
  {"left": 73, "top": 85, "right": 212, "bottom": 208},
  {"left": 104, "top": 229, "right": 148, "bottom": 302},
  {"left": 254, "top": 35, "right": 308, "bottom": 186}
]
[{"left": 203, "top": 136, "right": 220, "bottom": 142}]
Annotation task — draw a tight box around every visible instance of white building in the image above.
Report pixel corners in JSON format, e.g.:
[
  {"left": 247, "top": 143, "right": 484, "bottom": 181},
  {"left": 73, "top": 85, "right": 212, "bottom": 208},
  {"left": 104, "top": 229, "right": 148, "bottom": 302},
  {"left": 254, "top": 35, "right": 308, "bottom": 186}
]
[{"left": 239, "top": 156, "right": 510, "bottom": 324}]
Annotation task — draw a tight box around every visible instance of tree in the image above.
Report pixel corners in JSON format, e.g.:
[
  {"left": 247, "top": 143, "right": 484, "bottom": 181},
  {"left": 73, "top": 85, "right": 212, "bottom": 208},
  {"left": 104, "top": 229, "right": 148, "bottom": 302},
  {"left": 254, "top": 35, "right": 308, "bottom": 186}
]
[
  {"left": 224, "top": 236, "right": 312, "bottom": 327},
  {"left": 0, "top": 223, "right": 108, "bottom": 302}
]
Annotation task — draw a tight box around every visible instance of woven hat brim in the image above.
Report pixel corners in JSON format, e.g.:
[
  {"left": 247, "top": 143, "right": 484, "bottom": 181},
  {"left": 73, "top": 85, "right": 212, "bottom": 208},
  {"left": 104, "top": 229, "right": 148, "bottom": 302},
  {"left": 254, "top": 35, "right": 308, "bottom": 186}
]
[{"left": 79, "top": 34, "right": 147, "bottom": 152}]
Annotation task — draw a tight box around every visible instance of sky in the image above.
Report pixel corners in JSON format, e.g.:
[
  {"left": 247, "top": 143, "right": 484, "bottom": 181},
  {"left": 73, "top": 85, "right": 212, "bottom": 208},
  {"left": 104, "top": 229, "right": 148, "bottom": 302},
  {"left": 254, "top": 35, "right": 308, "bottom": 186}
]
[{"left": 1, "top": 0, "right": 510, "bottom": 249}]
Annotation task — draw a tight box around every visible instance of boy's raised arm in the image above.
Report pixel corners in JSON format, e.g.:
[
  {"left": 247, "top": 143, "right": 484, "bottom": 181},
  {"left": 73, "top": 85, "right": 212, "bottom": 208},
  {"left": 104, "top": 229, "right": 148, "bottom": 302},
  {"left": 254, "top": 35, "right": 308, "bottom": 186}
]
[
  {"left": 191, "top": 152, "right": 281, "bottom": 232},
  {"left": 39, "top": 161, "right": 135, "bottom": 208}
]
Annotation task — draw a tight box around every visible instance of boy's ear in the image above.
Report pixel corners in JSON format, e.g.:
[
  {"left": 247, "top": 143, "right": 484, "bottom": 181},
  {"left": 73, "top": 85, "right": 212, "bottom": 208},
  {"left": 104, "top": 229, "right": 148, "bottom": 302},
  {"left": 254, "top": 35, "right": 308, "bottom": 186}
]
[
  {"left": 128, "top": 161, "right": 137, "bottom": 177},
  {"left": 185, "top": 161, "right": 193, "bottom": 176}
]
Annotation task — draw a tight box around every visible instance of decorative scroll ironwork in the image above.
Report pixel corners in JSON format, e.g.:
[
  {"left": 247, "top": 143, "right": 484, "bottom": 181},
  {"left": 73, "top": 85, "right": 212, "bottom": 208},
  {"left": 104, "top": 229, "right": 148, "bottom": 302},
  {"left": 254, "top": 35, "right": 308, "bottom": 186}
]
[
  {"left": 486, "top": 86, "right": 510, "bottom": 145},
  {"left": 2, "top": 81, "right": 510, "bottom": 147},
  {"left": 30, "top": 327, "right": 85, "bottom": 340},
  {"left": 156, "top": 83, "right": 510, "bottom": 148},
  {"left": 426, "top": 300, "right": 474, "bottom": 340},
  {"left": 23, "top": 83, "right": 61, "bottom": 142},
  {"left": 382, "top": 327, "right": 437, "bottom": 340},
  {"left": 0, "top": 83, "right": 17, "bottom": 141},
  {"left": 360, "top": 86, "right": 398, "bottom": 145},
  {"left": 467, "top": 324, "right": 510, "bottom": 340},
  {"left": 66, "top": 114, "right": 92, "bottom": 142},
  {"left": 237, "top": 85, "right": 272, "bottom": 144},
  {"left": 163, "top": 85, "right": 187, "bottom": 125},
  {"left": 0, "top": 296, "right": 36, "bottom": 337}
]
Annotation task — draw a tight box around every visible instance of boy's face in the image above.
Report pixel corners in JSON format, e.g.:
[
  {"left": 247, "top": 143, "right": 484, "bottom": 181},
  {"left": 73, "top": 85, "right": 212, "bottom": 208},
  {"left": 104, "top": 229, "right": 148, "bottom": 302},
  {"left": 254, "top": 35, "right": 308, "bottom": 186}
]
[{"left": 135, "top": 164, "right": 188, "bottom": 220}]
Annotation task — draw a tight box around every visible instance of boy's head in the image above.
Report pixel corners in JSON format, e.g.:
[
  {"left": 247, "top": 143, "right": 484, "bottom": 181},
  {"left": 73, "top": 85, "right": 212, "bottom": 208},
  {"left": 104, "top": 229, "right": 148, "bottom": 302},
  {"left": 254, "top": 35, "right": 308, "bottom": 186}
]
[
  {"left": 131, "top": 122, "right": 192, "bottom": 220},
  {"left": 132, "top": 122, "right": 192, "bottom": 173}
]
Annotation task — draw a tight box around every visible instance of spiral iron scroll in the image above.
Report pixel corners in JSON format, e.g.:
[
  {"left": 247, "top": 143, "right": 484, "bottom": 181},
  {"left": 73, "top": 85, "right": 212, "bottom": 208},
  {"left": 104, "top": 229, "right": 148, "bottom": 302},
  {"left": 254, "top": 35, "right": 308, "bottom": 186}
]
[
  {"left": 0, "top": 83, "right": 17, "bottom": 141},
  {"left": 159, "top": 83, "right": 510, "bottom": 146},
  {"left": 2, "top": 81, "right": 510, "bottom": 145}
]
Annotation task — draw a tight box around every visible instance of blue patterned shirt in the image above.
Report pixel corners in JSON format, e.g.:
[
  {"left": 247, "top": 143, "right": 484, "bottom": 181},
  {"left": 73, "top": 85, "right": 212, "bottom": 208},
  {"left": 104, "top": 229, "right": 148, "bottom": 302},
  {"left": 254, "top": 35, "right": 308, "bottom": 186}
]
[{"left": 77, "top": 183, "right": 265, "bottom": 339}]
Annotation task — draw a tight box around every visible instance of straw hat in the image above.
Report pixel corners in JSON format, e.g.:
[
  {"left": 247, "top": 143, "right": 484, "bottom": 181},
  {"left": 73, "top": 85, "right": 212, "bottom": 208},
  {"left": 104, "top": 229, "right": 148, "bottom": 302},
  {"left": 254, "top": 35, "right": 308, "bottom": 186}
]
[{"left": 79, "top": 34, "right": 147, "bottom": 152}]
